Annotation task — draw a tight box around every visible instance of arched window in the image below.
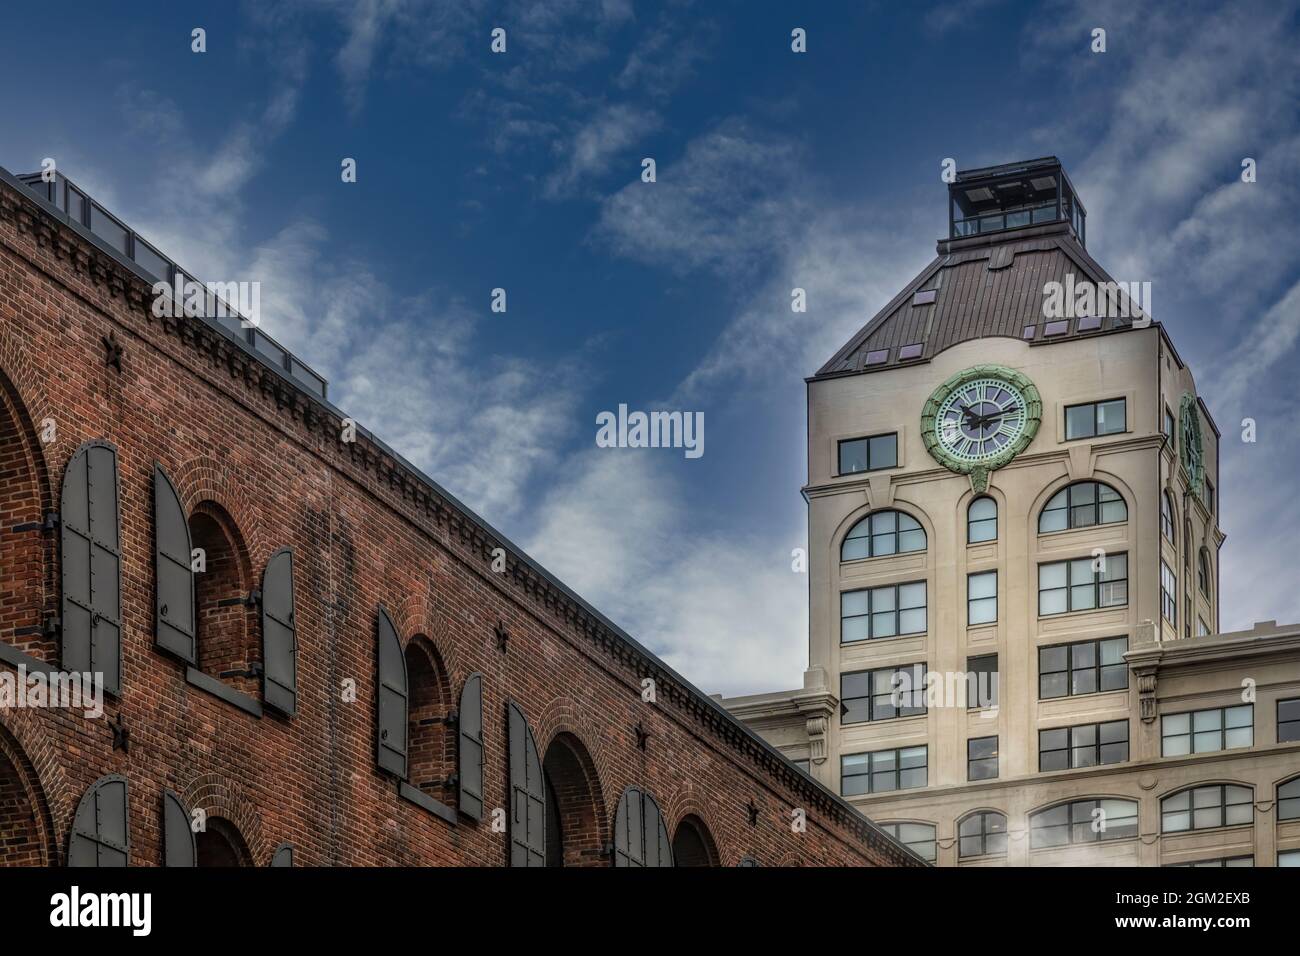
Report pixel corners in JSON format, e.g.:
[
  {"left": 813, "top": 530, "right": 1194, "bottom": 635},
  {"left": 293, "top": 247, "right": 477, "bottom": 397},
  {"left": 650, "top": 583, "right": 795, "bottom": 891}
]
[
  {"left": 541, "top": 732, "right": 604, "bottom": 867},
  {"left": 967, "top": 497, "right": 997, "bottom": 543},
  {"left": 1039, "top": 481, "right": 1127, "bottom": 533},
  {"left": 877, "top": 822, "right": 936, "bottom": 863},
  {"left": 1161, "top": 785, "right": 1252, "bottom": 833},
  {"left": 1198, "top": 550, "right": 1211, "bottom": 597},
  {"left": 1278, "top": 777, "right": 1300, "bottom": 822},
  {"left": 189, "top": 503, "right": 257, "bottom": 700},
  {"left": 672, "top": 815, "right": 721, "bottom": 867},
  {"left": 1029, "top": 798, "right": 1137, "bottom": 848},
  {"left": 195, "top": 817, "right": 254, "bottom": 866},
  {"left": 842, "top": 510, "right": 926, "bottom": 561},
  {"left": 1161, "top": 491, "right": 1175, "bottom": 542},
  {"left": 405, "top": 637, "right": 452, "bottom": 807},
  {"left": 958, "top": 811, "right": 1007, "bottom": 858}
]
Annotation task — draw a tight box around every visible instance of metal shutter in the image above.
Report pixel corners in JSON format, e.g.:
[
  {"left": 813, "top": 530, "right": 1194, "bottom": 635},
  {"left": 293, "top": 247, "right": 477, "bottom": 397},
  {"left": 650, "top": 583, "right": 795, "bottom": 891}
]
[
  {"left": 162, "top": 790, "right": 195, "bottom": 867},
  {"left": 153, "top": 465, "right": 196, "bottom": 663},
  {"left": 375, "top": 607, "right": 408, "bottom": 778},
  {"left": 507, "top": 701, "right": 545, "bottom": 867},
  {"left": 270, "top": 843, "right": 294, "bottom": 867},
  {"left": 69, "top": 774, "right": 129, "bottom": 867},
  {"left": 261, "top": 548, "right": 297, "bottom": 716},
  {"left": 458, "top": 673, "right": 484, "bottom": 821},
  {"left": 61, "top": 443, "right": 122, "bottom": 693},
  {"left": 613, "top": 787, "right": 674, "bottom": 867}
]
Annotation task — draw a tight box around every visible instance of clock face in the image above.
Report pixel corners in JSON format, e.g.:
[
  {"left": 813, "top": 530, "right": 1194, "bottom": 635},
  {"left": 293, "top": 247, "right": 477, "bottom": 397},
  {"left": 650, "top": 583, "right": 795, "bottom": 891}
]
[{"left": 933, "top": 377, "right": 1029, "bottom": 463}]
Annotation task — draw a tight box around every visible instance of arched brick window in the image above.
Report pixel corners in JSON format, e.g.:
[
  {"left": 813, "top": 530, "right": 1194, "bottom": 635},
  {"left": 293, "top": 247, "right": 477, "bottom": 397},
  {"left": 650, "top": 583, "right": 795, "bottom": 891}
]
[
  {"left": 671, "top": 814, "right": 720, "bottom": 867},
  {"left": 0, "top": 726, "right": 51, "bottom": 865},
  {"left": 405, "top": 637, "right": 452, "bottom": 804},
  {"left": 189, "top": 503, "right": 257, "bottom": 699},
  {"left": 0, "top": 371, "right": 49, "bottom": 669},
  {"left": 195, "top": 816, "right": 253, "bottom": 867},
  {"left": 541, "top": 732, "right": 604, "bottom": 867}
]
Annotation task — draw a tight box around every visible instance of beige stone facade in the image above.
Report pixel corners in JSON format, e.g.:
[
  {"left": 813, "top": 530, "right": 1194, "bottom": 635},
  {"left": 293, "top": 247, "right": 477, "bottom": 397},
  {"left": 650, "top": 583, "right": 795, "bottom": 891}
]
[{"left": 723, "top": 160, "right": 1300, "bottom": 867}]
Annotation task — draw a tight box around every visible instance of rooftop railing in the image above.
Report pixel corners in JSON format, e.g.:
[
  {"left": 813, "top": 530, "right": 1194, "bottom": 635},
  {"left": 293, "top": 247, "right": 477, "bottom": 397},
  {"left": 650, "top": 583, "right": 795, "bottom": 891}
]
[{"left": 17, "top": 172, "right": 327, "bottom": 399}]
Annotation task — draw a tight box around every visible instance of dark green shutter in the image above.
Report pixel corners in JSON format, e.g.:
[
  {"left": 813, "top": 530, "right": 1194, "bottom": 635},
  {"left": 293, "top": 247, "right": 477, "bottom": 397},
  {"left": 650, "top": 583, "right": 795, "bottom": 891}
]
[
  {"left": 458, "top": 673, "right": 484, "bottom": 821},
  {"left": 69, "top": 774, "right": 129, "bottom": 867},
  {"left": 61, "top": 443, "right": 122, "bottom": 693},
  {"left": 162, "top": 790, "right": 195, "bottom": 867},
  {"left": 153, "top": 465, "right": 196, "bottom": 663},
  {"left": 508, "top": 701, "right": 545, "bottom": 867},
  {"left": 613, "top": 787, "right": 674, "bottom": 867},
  {"left": 270, "top": 843, "right": 294, "bottom": 867},
  {"left": 261, "top": 549, "right": 297, "bottom": 716},
  {"left": 376, "top": 607, "right": 407, "bottom": 778}
]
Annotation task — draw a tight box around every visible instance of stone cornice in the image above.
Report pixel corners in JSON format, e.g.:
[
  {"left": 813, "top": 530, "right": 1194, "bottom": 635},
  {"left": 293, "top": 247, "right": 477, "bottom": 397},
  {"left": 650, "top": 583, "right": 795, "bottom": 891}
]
[{"left": 0, "top": 172, "right": 923, "bottom": 866}]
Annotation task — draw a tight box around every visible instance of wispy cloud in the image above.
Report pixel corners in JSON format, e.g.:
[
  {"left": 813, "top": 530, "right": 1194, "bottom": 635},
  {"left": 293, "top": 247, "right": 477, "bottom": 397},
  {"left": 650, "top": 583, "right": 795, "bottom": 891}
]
[{"left": 543, "top": 104, "right": 662, "bottom": 199}]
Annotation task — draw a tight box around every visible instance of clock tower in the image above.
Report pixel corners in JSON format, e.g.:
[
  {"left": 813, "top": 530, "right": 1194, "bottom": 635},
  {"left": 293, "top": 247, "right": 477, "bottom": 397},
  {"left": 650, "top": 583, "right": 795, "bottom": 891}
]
[{"left": 725, "top": 157, "right": 1300, "bottom": 867}]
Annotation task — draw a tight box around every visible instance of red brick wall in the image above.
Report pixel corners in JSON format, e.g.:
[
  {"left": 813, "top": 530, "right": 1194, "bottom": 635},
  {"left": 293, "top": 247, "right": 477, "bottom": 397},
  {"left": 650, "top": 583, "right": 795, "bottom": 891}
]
[{"left": 0, "top": 177, "right": 916, "bottom": 868}]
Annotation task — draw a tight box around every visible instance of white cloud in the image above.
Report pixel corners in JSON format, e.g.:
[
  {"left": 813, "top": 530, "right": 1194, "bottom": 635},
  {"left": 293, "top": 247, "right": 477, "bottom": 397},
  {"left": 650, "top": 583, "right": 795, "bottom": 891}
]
[{"left": 543, "top": 104, "right": 661, "bottom": 199}]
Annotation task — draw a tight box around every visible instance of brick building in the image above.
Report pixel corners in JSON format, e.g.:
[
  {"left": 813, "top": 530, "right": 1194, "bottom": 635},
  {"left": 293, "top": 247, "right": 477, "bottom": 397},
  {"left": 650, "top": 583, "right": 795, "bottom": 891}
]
[{"left": 0, "top": 166, "right": 919, "bottom": 868}]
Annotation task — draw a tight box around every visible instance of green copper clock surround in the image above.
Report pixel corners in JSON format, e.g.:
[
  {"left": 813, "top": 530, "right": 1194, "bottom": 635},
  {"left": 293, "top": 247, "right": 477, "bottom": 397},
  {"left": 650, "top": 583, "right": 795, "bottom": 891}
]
[
  {"left": 1179, "top": 392, "right": 1205, "bottom": 496},
  {"left": 921, "top": 364, "right": 1043, "bottom": 493}
]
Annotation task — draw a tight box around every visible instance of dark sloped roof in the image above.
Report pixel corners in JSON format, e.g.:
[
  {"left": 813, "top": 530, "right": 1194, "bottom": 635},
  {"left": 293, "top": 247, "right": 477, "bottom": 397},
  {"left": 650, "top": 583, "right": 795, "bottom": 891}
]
[{"left": 815, "top": 222, "right": 1143, "bottom": 379}]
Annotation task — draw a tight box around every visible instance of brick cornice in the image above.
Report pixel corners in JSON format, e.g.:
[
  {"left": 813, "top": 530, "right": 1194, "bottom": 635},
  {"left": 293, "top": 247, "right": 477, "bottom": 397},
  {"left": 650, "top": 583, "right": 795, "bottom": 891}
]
[{"left": 0, "top": 173, "right": 922, "bottom": 866}]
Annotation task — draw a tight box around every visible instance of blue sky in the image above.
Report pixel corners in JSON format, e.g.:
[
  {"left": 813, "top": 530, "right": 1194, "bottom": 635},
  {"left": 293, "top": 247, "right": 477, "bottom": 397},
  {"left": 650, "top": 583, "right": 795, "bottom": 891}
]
[{"left": 3, "top": 0, "right": 1298, "bottom": 695}]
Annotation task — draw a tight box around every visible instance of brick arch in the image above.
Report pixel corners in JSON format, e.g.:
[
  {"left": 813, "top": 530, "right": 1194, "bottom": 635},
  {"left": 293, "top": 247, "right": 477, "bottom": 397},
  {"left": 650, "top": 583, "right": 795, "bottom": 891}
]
[
  {"left": 167, "top": 456, "right": 266, "bottom": 566},
  {"left": 0, "top": 716, "right": 59, "bottom": 865},
  {"left": 533, "top": 696, "right": 614, "bottom": 866},
  {"left": 0, "top": 320, "right": 56, "bottom": 471},
  {"left": 178, "top": 772, "right": 267, "bottom": 865},
  {"left": 662, "top": 784, "right": 726, "bottom": 865},
  {"left": 389, "top": 593, "right": 463, "bottom": 684}
]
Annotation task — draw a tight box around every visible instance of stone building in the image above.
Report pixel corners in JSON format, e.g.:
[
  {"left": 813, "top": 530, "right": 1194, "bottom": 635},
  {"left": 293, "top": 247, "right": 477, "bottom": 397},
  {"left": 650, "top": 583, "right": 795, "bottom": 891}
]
[{"left": 723, "top": 157, "right": 1300, "bottom": 867}]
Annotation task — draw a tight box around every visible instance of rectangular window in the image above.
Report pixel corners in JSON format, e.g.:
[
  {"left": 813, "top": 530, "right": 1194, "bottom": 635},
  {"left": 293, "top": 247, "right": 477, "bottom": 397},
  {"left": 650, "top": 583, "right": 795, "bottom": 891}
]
[
  {"left": 1065, "top": 398, "right": 1126, "bottom": 439},
  {"left": 1161, "top": 561, "right": 1177, "bottom": 624},
  {"left": 840, "top": 663, "right": 927, "bottom": 724},
  {"left": 1163, "top": 406, "right": 1176, "bottom": 446},
  {"left": 1197, "top": 617, "right": 1210, "bottom": 637},
  {"left": 967, "top": 736, "right": 998, "bottom": 780},
  {"left": 837, "top": 433, "right": 898, "bottom": 475},
  {"left": 840, "top": 581, "right": 926, "bottom": 643},
  {"left": 1278, "top": 851, "right": 1300, "bottom": 867},
  {"left": 1204, "top": 478, "right": 1215, "bottom": 513},
  {"left": 841, "top": 746, "right": 927, "bottom": 796},
  {"left": 966, "top": 654, "right": 999, "bottom": 708},
  {"left": 89, "top": 202, "right": 130, "bottom": 254},
  {"left": 1278, "top": 698, "right": 1300, "bottom": 743},
  {"left": 1038, "top": 636, "right": 1128, "bottom": 699},
  {"left": 1038, "top": 553, "right": 1128, "bottom": 615},
  {"left": 792, "top": 759, "right": 810, "bottom": 775},
  {"left": 1039, "top": 720, "right": 1129, "bottom": 770},
  {"left": 967, "top": 570, "right": 997, "bottom": 625},
  {"left": 1161, "top": 705, "right": 1253, "bottom": 756}
]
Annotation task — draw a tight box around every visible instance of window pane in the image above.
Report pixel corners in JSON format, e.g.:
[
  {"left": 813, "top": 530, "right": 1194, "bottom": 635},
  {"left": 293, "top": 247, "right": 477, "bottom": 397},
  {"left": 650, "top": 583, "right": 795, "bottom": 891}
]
[
  {"left": 869, "top": 434, "right": 898, "bottom": 469},
  {"left": 839, "top": 439, "right": 868, "bottom": 474},
  {"left": 1097, "top": 400, "right": 1126, "bottom": 434},
  {"left": 1065, "top": 405, "right": 1094, "bottom": 439}
]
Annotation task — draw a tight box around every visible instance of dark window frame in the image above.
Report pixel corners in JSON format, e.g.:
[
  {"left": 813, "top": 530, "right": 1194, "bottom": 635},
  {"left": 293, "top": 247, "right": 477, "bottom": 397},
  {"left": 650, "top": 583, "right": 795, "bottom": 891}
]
[
  {"left": 1064, "top": 397, "right": 1127, "bottom": 440},
  {"left": 1037, "top": 552, "right": 1128, "bottom": 616},
  {"left": 840, "top": 663, "right": 928, "bottom": 724},
  {"left": 1039, "top": 480, "right": 1128, "bottom": 534},
  {"left": 1161, "top": 705, "right": 1254, "bottom": 756},
  {"left": 967, "top": 496, "right": 997, "bottom": 543},
  {"left": 967, "top": 736, "right": 999, "bottom": 781},
  {"left": 878, "top": 821, "right": 937, "bottom": 863},
  {"left": 840, "top": 509, "right": 926, "bottom": 561},
  {"left": 958, "top": 810, "right": 1008, "bottom": 858},
  {"left": 840, "top": 745, "right": 928, "bottom": 796},
  {"left": 1160, "top": 784, "right": 1253, "bottom": 834},
  {"left": 1029, "top": 798, "right": 1138, "bottom": 849},
  {"left": 1038, "top": 720, "right": 1129, "bottom": 771},
  {"left": 1038, "top": 636, "right": 1128, "bottom": 699},
  {"left": 837, "top": 432, "right": 899, "bottom": 476},
  {"left": 840, "top": 581, "right": 927, "bottom": 643},
  {"left": 966, "top": 654, "right": 999, "bottom": 709},
  {"left": 1278, "top": 777, "right": 1300, "bottom": 821},
  {"left": 1278, "top": 699, "right": 1300, "bottom": 744},
  {"left": 967, "top": 570, "right": 998, "bottom": 625}
]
